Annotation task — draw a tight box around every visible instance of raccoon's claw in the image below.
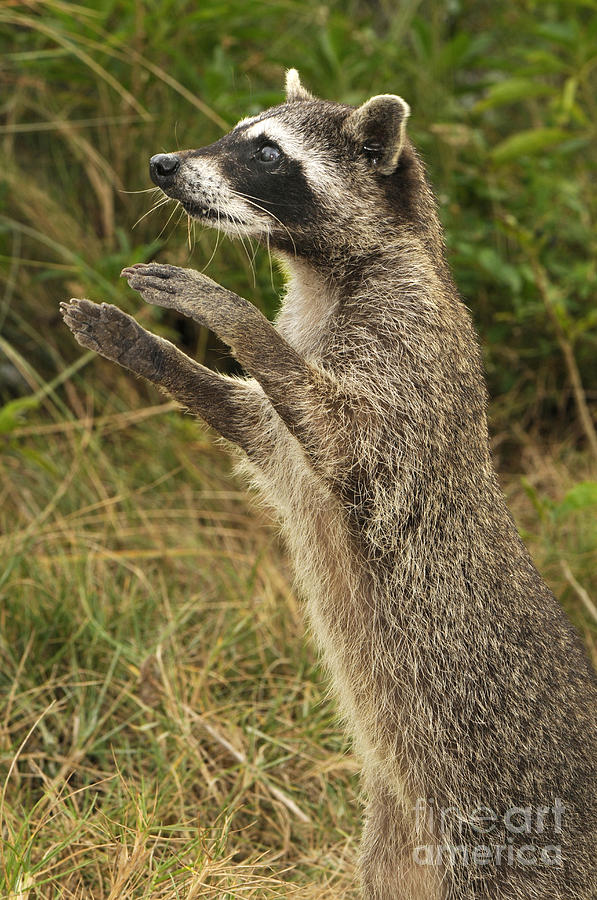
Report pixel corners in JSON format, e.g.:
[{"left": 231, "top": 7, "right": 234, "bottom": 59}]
[
  {"left": 121, "top": 262, "right": 199, "bottom": 310},
  {"left": 120, "top": 263, "right": 227, "bottom": 327},
  {"left": 121, "top": 262, "right": 181, "bottom": 282}
]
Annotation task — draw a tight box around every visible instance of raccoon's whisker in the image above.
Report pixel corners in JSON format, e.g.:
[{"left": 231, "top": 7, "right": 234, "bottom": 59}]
[
  {"left": 243, "top": 233, "right": 257, "bottom": 288},
  {"left": 156, "top": 199, "right": 182, "bottom": 241},
  {"left": 201, "top": 204, "right": 223, "bottom": 272},
  {"left": 265, "top": 230, "right": 275, "bottom": 291},
  {"left": 228, "top": 189, "right": 297, "bottom": 257},
  {"left": 235, "top": 194, "right": 295, "bottom": 254},
  {"left": 226, "top": 189, "right": 286, "bottom": 208},
  {"left": 172, "top": 207, "right": 186, "bottom": 240},
  {"left": 120, "top": 186, "right": 161, "bottom": 195},
  {"left": 249, "top": 234, "right": 260, "bottom": 268},
  {"left": 245, "top": 230, "right": 259, "bottom": 286},
  {"left": 156, "top": 202, "right": 179, "bottom": 241},
  {"left": 133, "top": 196, "right": 172, "bottom": 230},
  {"left": 231, "top": 213, "right": 257, "bottom": 286},
  {"left": 243, "top": 198, "right": 296, "bottom": 256}
]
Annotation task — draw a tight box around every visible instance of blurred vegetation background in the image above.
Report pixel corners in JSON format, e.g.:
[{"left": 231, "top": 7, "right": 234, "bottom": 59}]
[{"left": 0, "top": 0, "right": 596, "bottom": 897}]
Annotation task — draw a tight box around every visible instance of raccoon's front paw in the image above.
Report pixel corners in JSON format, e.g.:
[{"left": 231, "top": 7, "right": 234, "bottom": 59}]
[
  {"left": 60, "top": 299, "right": 144, "bottom": 363},
  {"left": 120, "top": 263, "right": 228, "bottom": 328},
  {"left": 121, "top": 263, "right": 200, "bottom": 308}
]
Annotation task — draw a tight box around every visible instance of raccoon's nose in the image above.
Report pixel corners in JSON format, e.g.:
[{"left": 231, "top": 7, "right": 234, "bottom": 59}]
[{"left": 149, "top": 153, "right": 180, "bottom": 186}]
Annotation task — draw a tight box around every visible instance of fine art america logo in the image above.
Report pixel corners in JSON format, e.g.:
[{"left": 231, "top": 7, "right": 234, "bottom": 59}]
[{"left": 413, "top": 798, "right": 565, "bottom": 867}]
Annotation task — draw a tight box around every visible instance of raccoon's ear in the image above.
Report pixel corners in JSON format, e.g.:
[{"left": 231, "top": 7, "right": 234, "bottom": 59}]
[
  {"left": 346, "top": 94, "right": 411, "bottom": 175},
  {"left": 285, "top": 68, "right": 314, "bottom": 103}
]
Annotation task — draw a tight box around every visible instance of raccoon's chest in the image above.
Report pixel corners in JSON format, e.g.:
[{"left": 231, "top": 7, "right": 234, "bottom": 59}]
[{"left": 275, "top": 263, "right": 339, "bottom": 360}]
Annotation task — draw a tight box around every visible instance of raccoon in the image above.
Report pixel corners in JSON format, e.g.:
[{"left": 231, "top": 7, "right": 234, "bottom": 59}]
[{"left": 61, "top": 70, "right": 597, "bottom": 899}]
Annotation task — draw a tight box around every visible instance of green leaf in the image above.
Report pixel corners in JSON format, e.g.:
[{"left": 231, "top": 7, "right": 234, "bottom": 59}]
[
  {"left": 475, "top": 78, "right": 554, "bottom": 111},
  {"left": 555, "top": 481, "right": 597, "bottom": 519},
  {"left": 491, "top": 128, "right": 570, "bottom": 163},
  {"left": 0, "top": 395, "right": 40, "bottom": 434},
  {"left": 533, "top": 21, "right": 579, "bottom": 47},
  {"left": 522, "top": 49, "right": 570, "bottom": 75}
]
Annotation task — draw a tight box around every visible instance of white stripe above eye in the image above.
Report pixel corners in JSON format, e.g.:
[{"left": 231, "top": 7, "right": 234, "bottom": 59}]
[
  {"left": 234, "top": 113, "right": 262, "bottom": 130},
  {"left": 243, "top": 117, "right": 299, "bottom": 150}
]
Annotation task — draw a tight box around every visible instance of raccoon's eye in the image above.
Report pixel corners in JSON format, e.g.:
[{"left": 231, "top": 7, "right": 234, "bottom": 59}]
[{"left": 257, "top": 145, "right": 281, "bottom": 163}]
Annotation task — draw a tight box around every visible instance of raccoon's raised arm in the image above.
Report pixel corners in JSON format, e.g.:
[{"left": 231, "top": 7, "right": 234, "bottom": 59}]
[
  {"left": 60, "top": 298, "right": 281, "bottom": 461},
  {"left": 120, "top": 263, "right": 348, "bottom": 468},
  {"left": 61, "top": 288, "right": 350, "bottom": 479}
]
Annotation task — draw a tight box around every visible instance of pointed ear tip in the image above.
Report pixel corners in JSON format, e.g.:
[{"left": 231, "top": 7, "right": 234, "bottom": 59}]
[
  {"left": 285, "top": 68, "right": 300, "bottom": 88},
  {"left": 285, "top": 68, "right": 314, "bottom": 102}
]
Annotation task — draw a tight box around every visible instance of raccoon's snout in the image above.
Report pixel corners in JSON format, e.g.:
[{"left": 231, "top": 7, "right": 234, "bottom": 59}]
[{"left": 149, "top": 153, "right": 180, "bottom": 188}]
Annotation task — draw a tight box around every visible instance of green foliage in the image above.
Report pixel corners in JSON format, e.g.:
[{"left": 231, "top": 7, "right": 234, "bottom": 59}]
[
  {"left": 517, "top": 469, "right": 597, "bottom": 628},
  {"left": 522, "top": 475, "right": 597, "bottom": 521},
  {"left": 427, "top": 1, "right": 597, "bottom": 417},
  {"left": 554, "top": 480, "right": 597, "bottom": 520},
  {"left": 0, "top": 0, "right": 595, "bottom": 423},
  {"left": 490, "top": 127, "right": 572, "bottom": 163}
]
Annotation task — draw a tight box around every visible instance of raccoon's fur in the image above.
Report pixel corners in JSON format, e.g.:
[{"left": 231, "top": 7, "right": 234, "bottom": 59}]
[{"left": 62, "top": 70, "right": 597, "bottom": 899}]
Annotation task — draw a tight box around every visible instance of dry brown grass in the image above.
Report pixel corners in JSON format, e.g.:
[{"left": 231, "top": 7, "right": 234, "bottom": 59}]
[
  {"left": 0, "top": 383, "right": 361, "bottom": 898},
  {"left": 1, "top": 371, "right": 595, "bottom": 897}
]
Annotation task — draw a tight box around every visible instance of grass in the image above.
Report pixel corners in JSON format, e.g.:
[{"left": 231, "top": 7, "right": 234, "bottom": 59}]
[
  {"left": 1, "top": 371, "right": 595, "bottom": 898},
  {"left": 1, "top": 387, "right": 359, "bottom": 898},
  {"left": 1, "top": 0, "right": 596, "bottom": 895}
]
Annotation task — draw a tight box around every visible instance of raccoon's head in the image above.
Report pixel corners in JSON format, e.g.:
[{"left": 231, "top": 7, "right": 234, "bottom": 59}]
[{"left": 150, "top": 70, "right": 428, "bottom": 266}]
